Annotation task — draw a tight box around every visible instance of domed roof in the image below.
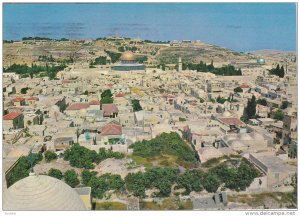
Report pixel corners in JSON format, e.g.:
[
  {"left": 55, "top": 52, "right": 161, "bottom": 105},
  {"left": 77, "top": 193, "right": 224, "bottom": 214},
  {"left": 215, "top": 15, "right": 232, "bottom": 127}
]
[
  {"left": 230, "top": 140, "right": 244, "bottom": 149},
  {"left": 238, "top": 133, "right": 253, "bottom": 141},
  {"left": 222, "top": 111, "right": 231, "bottom": 117},
  {"left": 3, "top": 174, "right": 86, "bottom": 211},
  {"left": 251, "top": 132, "right": 264, "bottom": 140},
  {"left": 120, "top": 51, "right": 136, "bottom": 61},
  {"left": 224, "top": 135, "right": 236, "bottom": 141}
]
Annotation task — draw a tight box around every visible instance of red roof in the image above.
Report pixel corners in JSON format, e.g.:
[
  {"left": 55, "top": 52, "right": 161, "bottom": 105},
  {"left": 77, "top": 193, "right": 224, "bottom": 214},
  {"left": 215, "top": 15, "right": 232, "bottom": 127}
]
[
  {"left": 66, "top": 103, "right": 90, "bottom": 110},
  {"left": 115, "top": 93, "right": 126, "bottom": 97},
  {"left": 11, "top": 97, "right": 25, "bottom": 102},
  {"left": 240, "top": 83, "right": 250, "bottom": 88},
  {"left": 3, "top": 112, "right": 22, "bottom": 120},
  {"left": 219, "top": 117, "right": 245, "bottom": 127},
  {"left": 162, "top": 94, "right": 175, "bottom": 99},
  {"left": 101, "top": 123, "right": 122, "bottom": 136},
  {"left": 62, "top": 80, "right": 73, "bottom": 84},
  {"left": 102, "top": 104, "right": 119, "bottom": 115},
  {"left": 8, "top": 106, "right": 25, "bottom": 110},
  {"left": 27, "top": 96, "right": 39, "bottom": 101},
  {"left": 89, "top": 100, "right": 100, "bottom": 105}
]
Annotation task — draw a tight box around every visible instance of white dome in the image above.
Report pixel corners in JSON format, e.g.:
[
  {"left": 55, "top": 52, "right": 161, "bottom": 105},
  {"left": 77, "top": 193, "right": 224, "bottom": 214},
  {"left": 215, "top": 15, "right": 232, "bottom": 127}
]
[
  {"left": 222, "top": 111, "right": 231, "bottom": 117},
  {"left": 238, "top": 133, "right": 253, "bottom": 141},
  {"left": 3, "top": 174, "right": 86, "bottom": 211},
  {"left": 230, "top": 140, "right": 244, "bottom": 149},
  {"left": 224, "top": 135, "right": 236, "bottom": 141},
  {"left": 251, "top": 133, "right": 264, "bottom": 140}
]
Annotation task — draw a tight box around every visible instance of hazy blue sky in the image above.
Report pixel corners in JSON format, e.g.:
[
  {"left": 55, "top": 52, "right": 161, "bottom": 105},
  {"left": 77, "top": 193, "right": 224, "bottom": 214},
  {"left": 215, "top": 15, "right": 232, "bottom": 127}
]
[{"left": 3, "top": 3, "right": 297, "bottom": 52}]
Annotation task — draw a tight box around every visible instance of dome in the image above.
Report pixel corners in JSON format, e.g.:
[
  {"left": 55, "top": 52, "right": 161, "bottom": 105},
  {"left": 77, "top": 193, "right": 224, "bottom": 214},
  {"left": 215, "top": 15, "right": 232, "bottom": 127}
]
[
  {"left": 238, "top": 133, "right": 253, "bottom": 141},
  {"left": 222, "top": 111, "right": 231, "bottom": 117},
  {"left": 230, "top": 140, "right": 244, "bottom": 149},
  {"left": 120, "top": 51, "right": 136, "bottom": 61},
  {"left": 257, "top": 58, "right": 265, "bottom": 64},
  {"left": 3, "top": 174, "right": 86, "bottom": 211},
  {"left": 251, "top": 132, "right": 264, "bottom": 140},
  {"left": 224, "top": 135, "right": 236, "bottom": 141}
]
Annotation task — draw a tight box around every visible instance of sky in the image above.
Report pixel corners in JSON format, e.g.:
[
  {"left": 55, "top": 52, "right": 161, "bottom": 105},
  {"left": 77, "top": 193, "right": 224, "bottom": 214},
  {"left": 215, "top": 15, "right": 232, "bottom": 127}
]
[{"left": 3, "top": 3, "right": 297, "bottom": 52}]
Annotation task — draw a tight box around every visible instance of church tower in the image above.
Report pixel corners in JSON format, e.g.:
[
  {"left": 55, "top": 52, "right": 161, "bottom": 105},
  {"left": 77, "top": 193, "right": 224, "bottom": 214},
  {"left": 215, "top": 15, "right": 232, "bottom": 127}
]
[{"left": 178, "top": 57, "right": 182, "bottom": 72}]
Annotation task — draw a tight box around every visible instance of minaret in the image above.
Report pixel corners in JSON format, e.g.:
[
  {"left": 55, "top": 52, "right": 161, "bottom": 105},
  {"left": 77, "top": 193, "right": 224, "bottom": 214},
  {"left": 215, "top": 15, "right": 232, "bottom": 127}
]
[{"left": 178, "top": 57, "right": 182, "bottom": 72}]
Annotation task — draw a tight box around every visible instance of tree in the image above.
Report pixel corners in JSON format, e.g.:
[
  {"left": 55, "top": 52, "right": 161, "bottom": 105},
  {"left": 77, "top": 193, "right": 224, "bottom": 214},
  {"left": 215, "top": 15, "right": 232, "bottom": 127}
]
[
  {"left": 64, "top": 144, "right": 124, "bottom": 169},
  {"left": 82, "top": 169, "right": 97, "bottom": 185},
  {"left": 202, "top": 174, "right": 220, "bottom": 193},
  {"left": 234, "top": 87, "right": 243, "bottom": 93},
  {"left": 245, "top": 95, "right": 256, "bottom": 119},
  {"left": 118, "top": 46, "right": 125, "bottom": 52},
  {"left": 44, "top": 151, "right": 57, "bottom": 163},
  {"left": 100, "top": 89, "right": 113, "bottom": 105},
  {"left": 176, "top": 170, "right": 203, "bottom": 194},
  {"left": 280, "top": 101, "right": 289, "bottom": 109},
  {"left": 101, "top": 96, "right": 113, "bottom": 104},
  {"left": 257, "top": 98, "right": 267, "bottom": 106},
  {"left": 216, "top": 96, "right": 227, "bottom": 104},
  {"left": 48, "top": 168, "right": 63, "bottom": 180},
  {"left": 132, "top": 99, "right": 142, "bottom": 112},
  {"left": 279, "top": 66, "right": 285, "bottom": 78},
  {"left": 269, "top": 64, "right": 284, "bottom": 78},
  {"left": 64, "top": 170, "right": 79, "bottom": 188},
  {"left": 21, "top": 87, "right": 30, "bottom": 94},
  {"left": 27, "top": 120, "right": 32, "bottom": 126},
  {"left": 273, "top": 109, "right": 284, "bottom": 121},
  {"left": 88, "top": 174, "right": 125, "bottom": 199}
]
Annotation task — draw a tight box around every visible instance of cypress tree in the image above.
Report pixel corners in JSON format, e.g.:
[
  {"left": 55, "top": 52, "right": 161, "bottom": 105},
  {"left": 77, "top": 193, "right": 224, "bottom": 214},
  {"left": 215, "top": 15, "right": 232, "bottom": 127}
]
[
  {"left": 245, "top": 95, "right": 256, "bottom": 119},
  {"left": 280, "top": 66, "right": 285, "bottom": 78}
]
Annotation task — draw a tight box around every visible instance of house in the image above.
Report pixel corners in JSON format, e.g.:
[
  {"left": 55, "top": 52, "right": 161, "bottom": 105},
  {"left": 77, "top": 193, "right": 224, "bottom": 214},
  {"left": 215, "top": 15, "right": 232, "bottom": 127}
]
[
  {"left": 65, "top": 103, "right": 90, "bottom": 117},
  {"left": 217, "top": 117, "right": 246, "bottom": 134},
  {"left": 98, "top": 121, "right": 123, "bottom": 145},
  {"left": 26, "top": 96, "right": 39, "bottom": 106},
  {"left": 100, "top": 121, "right": 122, "bottom": 136},
  {"left": 53, "top": 137, "right": 74, "bottom": 151},
  {"left": 3, "top": 112, "right": 24, "bottom": 131},
  {"left": 102, "top": 104, "right": 119, "bottom": 118},
  {"left": 11, "top": 97, "right": 25, "bottom": 106},
  {"left": 88, "top": 100, "right": 100, "bottom": 110},
  {"left": 249, "top": 153, "right": 296, "bottom": 187}
]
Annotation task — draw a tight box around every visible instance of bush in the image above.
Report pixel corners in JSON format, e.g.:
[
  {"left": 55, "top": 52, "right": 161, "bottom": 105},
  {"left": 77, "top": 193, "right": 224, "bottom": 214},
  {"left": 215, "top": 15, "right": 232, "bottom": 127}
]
[
  {"left": 48, "top": 168, "right": 63, "bottom": 180},
  {"left": 6, "top": 152, "right": 43, "bottom": 187},
  {"left": 45, "top": 151, "right": 57, "bottom": 163},
  {"left": 64, "top": 170, "right": 79, "bottom": 188},
  {"left": 87, "top": 174, "right": 125, "bottom": 199},
  {"left": 130, "top": 132, "right": 197, "bottom": 163},
  {"left": 234, "top": 87, "right": 243, "bottom": 93},
  {"left": 176, "top": 170, "right": 203, "bottom": 193},
  {"left": 125, "top": 167, "right": 178, "bottom": 198},
  {"left": 280, "top": 101, "right": 289, "bottom": 109},
  {"left": 64, "top": 144, "right": 125, "bottom": 169},
  {"left": 179, "top": 117, "right": 186, "bottom": 122},
  {"left": 202, "top": 174, "right": 220, "bottom": 193},
  {"left": 274, "top": 109, "right": 285, "bottom": 121},
  {"left": 211, "top": 161, "right": 259, "bottom": 191}
]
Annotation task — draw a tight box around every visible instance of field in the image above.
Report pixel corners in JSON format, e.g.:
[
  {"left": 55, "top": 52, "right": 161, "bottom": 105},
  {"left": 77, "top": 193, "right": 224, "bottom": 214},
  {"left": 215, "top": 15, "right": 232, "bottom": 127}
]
[
  {"left": 140, "top": 198, "right": 193, "bottom": 210},
  {"left": 131, "top": 153, "right": 194, "bottom": 169},
  {"left": 95, "top": 201, "right": 127, "bottom": 210},
  {"left": 228, "top": 192, "right": 297, "bottom": 209}
]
